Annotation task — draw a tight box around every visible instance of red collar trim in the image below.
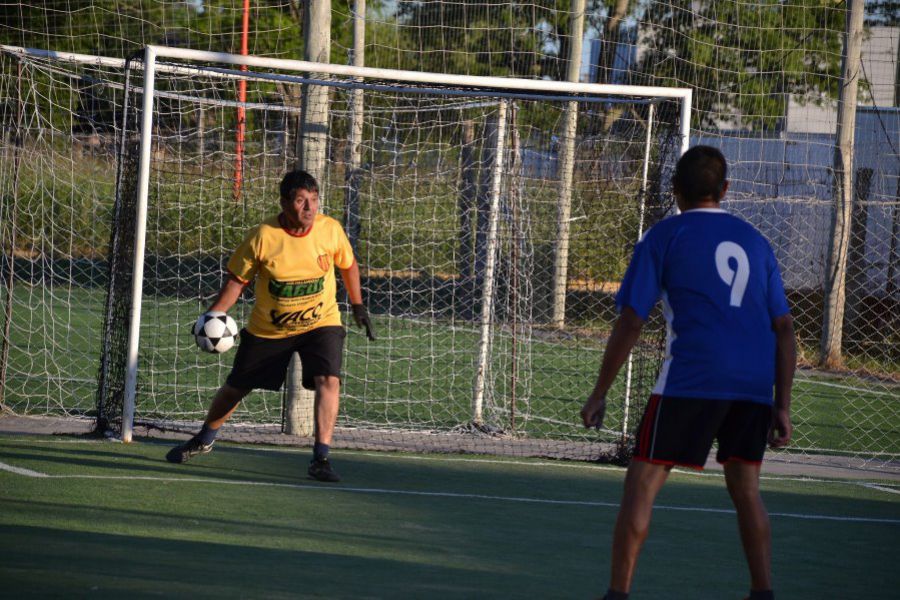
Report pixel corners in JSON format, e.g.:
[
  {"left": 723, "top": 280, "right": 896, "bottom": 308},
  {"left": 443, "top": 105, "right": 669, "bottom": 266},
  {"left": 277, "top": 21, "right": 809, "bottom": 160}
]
[{"left": 278, "top": 213, "right": 314, "bottom": 237}]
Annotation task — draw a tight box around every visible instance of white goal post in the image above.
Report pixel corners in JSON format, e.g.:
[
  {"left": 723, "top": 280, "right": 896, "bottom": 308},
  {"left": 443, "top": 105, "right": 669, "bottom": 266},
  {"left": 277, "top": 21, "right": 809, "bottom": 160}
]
[{"left": 124, "top": 44, "right": 691, "bottom": 443}]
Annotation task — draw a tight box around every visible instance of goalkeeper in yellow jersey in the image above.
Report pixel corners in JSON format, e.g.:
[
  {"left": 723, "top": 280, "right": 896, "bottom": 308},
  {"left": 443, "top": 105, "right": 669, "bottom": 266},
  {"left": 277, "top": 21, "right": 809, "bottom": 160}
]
[{"left": 166, "top": 170, "right": 375, "bottom": 482}]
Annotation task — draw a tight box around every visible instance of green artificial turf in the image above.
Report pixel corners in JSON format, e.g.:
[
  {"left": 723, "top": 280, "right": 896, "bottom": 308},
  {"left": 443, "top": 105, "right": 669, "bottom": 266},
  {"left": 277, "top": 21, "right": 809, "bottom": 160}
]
[{"left": 0, "top": 435, "right": 898, "bottom": 599}]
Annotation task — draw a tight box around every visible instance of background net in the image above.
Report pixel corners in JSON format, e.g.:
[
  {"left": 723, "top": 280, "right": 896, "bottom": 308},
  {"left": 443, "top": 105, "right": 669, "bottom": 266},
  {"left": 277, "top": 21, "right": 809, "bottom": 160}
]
[
  {"left": 96, "top": 56, "right": 679, "bottom": 460},
  {"left": 0, "top": 50, "right": 125, "bottom": 429}
]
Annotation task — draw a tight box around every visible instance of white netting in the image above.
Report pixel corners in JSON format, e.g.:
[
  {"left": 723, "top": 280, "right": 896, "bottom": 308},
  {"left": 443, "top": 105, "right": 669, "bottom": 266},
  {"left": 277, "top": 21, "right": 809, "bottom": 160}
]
[
  {"left": 0, "top": 47, "right": 682, "bottom": 461},
  {"left": 0, "top": 50, "right": 120, "bottom": 426},
  {"left": 127, "top": 53, "right": 683, "bottom": 460}
]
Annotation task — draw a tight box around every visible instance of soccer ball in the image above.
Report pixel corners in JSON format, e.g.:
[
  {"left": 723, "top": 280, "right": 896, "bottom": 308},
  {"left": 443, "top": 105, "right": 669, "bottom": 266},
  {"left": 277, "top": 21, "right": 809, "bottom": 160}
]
[{"left": 192, "top": 311, "right": 239, "bottom": 354}]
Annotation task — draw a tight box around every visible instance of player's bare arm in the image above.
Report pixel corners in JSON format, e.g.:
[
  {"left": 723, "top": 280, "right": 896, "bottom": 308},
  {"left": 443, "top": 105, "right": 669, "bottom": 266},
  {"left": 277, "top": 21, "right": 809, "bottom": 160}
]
[
  {"left": 208, "top": 274, "right": 248, "bottom": 313},
  {"left": 769, "top": 313, "right": 796, "bottom": 448},
  {"left": 340, "top": 260, "right": 376, "bottom": 341},
  {"left": 340, "top": 260, "right": 363, "bottom": 305},
  {"left": 581, "top": 306, "right": 645, "bottom": 429}
]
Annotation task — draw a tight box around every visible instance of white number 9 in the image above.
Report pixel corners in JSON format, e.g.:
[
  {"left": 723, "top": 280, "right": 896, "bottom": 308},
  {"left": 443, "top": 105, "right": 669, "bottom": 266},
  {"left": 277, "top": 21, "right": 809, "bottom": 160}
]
[{"left": 715, "top": 241, "right": 749, "bottom": 307}]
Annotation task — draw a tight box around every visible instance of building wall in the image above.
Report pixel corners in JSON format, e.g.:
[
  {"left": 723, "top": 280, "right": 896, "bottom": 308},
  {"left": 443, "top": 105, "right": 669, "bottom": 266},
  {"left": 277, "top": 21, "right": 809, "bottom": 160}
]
[{"left": 787, "top": 26, "right": 898, "bottom": 134}]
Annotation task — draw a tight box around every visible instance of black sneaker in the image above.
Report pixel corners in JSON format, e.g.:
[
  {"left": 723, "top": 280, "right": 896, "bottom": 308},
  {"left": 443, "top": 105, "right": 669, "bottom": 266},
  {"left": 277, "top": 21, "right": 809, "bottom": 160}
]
[
  {"left": 308, "top": 457, "right": 341, "bottom": 482},
  {"left": 166, "top": 436, "right": 214, "bottom": 464}
]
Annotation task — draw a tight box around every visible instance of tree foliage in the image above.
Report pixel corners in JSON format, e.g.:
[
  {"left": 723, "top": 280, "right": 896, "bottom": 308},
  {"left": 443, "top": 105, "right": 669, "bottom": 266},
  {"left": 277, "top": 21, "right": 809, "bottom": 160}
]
[
  {"left": 0, "top": 1, "right": 859, "bottom": 132},
  {"left": 865, "top": 0, "right": 900, "bottom": 25},
  {"left": 0, "top": 1, "right": 305, "bottom": 57},
  {"left": 394, "top": 0, "right": 611, "bottom": 79},
  {"left": 632, "top": 0, "right": 845, "bottom": 131}
]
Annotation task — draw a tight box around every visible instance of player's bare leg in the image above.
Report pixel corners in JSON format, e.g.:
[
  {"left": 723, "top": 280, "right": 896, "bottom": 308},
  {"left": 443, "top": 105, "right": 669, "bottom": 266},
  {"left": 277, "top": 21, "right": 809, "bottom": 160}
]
[
  {"left": 308, "top": 374, "right": 342, "bottom": 482},
  {"left": 313, "top": 375, "right": 341, "bottom": 446},
  {"left": 608, "top": 461, "right": 671, "bottom": 593},
  {"left": 205, "top": 383, "right": 251, "bottom": 429},
  {"left": 724, "top": 460, "right": 772, "bottom": 593},
  {"left": 166, "top": 383, "right": 250, "bottom": 464}
]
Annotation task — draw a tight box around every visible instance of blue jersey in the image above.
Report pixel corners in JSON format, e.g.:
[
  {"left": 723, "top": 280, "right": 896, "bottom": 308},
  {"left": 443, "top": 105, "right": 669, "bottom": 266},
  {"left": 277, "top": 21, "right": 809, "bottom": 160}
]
[{"left": 616, "top": 209, "right": 790, "bottom": 405}]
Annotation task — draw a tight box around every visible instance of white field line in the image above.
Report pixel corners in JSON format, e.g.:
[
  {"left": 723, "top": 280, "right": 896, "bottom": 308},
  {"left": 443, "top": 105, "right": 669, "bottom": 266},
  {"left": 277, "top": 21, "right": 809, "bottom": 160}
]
[
  {"left": 1, "top": 461, "right": 897, "bottom": 525},
  {"left": 209, "top": 445, "right": 894, "bottom": 488},
  {"left": 0, "top": 438, "right": 107, "bottom": 444},
  {"left": 337, "top": 451, "right": 900, "bottom": 491},
  {"left": 861, "top": 483, "right": 900, "bottom": 495},
  {"left": 5, "top": 437, "right": 899, "bottom": 490},
  {"left": 0, "top": 461, "right": 49, "bottom": 478},
  {"left": 794, "top": 377, "right": 898, "bottom": 397}
]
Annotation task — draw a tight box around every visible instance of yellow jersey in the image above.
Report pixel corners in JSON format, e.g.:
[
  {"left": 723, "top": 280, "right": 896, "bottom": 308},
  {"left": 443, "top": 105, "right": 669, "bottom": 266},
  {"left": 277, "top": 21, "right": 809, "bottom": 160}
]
[{"left": 227, "top": 213, "right": 355, "bottom": 338}]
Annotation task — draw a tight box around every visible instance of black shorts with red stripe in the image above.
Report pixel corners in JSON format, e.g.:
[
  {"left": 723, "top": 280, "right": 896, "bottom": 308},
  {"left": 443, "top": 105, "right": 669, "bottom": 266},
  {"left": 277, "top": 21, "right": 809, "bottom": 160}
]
[{"left": 633, "top": 395, "right": 772, "bottom": 469}]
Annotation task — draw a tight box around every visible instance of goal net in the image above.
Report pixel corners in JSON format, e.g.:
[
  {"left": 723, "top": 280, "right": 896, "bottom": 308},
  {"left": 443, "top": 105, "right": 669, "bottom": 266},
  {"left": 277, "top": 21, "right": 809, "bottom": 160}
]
[{"left": 1, "top": 45, "right": 686, "bottom": 461}]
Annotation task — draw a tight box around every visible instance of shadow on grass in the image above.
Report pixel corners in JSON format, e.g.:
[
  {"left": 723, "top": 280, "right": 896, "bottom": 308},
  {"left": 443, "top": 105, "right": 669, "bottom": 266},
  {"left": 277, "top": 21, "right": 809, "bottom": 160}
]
[
  {"left": 0, "top": 439, "right": 317, "bottom": 483},
  {"left": 0, "top": 524, "right": 500, "bottom": 599},
  {"left": 0, "top": 498, "right": 430, "bottom": 548}
]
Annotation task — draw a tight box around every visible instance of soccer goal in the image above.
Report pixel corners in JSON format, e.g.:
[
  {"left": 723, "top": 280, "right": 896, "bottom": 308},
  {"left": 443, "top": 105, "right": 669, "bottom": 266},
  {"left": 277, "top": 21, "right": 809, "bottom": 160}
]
[{"left": 0, "top": 44, "right": 689, "bottom": 460}]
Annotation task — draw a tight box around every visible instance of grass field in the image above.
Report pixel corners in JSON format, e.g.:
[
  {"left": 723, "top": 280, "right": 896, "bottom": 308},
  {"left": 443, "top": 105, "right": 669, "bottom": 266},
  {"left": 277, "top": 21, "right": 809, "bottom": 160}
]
[{"left": 0, "top": 434, "right": 898, "bottom": 598}]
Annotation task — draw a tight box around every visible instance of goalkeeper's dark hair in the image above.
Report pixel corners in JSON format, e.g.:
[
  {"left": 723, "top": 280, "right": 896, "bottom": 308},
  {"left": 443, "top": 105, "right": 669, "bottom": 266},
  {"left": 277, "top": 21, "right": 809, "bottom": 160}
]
[
  {"left": 280, "top": 170, "right": 319, "bottom": 200},
  {"left": 672, "top": 145, "right": 728, "bottom": 204}
]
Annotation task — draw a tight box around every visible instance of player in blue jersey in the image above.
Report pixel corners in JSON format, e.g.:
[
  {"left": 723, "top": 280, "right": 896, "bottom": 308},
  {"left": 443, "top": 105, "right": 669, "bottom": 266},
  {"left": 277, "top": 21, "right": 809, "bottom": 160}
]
[{"left": 580, "top": 146, "right": 796, "bottom": 600}]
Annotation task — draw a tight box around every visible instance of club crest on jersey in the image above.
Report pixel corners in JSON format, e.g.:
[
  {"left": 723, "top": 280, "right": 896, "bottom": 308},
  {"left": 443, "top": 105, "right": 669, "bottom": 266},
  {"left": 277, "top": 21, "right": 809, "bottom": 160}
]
[
  {"left": 268, "top": 276, "right": 324, "bottom": 298},
  {"left": 317, "top": 254, "right": 331, "bottom": 271}
]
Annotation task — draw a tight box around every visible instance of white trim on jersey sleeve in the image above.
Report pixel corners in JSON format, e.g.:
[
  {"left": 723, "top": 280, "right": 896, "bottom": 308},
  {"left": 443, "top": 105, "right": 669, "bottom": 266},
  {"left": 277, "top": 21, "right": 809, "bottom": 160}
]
[
  {"left": 637, "top": 227, "right": 652, "bottom": 243},
  {"left": 652, "top": 290, "right": 676, "bottom": 396}
]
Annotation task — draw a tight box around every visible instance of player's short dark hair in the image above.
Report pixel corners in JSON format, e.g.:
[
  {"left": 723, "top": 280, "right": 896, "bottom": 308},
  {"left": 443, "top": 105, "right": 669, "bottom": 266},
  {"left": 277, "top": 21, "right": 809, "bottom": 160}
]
[
  {"left": 280, "top": 170, "right": 319, "bottom": 200},
  {"left": 672, "top": 145, "right": 728, "bottom": 204}
]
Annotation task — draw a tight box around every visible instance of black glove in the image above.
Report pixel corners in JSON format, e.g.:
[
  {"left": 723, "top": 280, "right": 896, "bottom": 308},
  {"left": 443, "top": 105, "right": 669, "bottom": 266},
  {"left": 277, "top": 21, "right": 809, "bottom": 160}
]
[{"left": 351, "top": 303, "right": 376, "bottom": 341}]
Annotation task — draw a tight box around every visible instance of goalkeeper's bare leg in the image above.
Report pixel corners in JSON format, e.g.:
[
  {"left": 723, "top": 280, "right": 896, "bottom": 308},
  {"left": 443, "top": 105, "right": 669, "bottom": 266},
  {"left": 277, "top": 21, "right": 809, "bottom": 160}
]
[
  {"left": 606, "top": 460, "right": 671, "bottom": 596},
  {"left": 313, "top": 375, "right": 340, "bottom": 446},
  {"left": 308, "top": 375, "right": 342, "bottom": 482},
  {"left": 724, "top": 460, "right": 772, "bottom": 594},
  {"left": 204, "top": 383, "right": 251, "bottom": 429},
  {"left": 165, "top": 383, "right": 249, "bottom": 464}
]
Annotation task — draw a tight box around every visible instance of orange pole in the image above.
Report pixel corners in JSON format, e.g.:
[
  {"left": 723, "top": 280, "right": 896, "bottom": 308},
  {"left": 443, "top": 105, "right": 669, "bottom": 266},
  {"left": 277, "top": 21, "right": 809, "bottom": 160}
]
[{"left": 234, "top": 0, "right": 250, "bottom": 200}]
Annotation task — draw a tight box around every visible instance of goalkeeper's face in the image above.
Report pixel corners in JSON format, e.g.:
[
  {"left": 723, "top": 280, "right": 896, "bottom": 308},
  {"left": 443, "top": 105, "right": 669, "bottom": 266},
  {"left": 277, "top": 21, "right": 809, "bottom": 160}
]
[{"left": 280, "top": 188, "right": 319, "bottom": 232}]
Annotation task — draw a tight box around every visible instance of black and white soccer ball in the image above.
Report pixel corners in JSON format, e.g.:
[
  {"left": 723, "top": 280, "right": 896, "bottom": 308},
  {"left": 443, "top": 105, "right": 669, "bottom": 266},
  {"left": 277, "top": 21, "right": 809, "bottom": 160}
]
[{"left": 192, "top": 311, "right": 239, "bottom": 354}]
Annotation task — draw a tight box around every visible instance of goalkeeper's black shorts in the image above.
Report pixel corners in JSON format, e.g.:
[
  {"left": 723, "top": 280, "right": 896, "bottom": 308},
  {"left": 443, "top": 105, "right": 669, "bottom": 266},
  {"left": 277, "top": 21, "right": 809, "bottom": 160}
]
[
  {"left": 226, "top": 326, "right": 346, "bottom": 392},
  {"left": 632, "top": 395, "right": 772, "bottom": 470}
]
